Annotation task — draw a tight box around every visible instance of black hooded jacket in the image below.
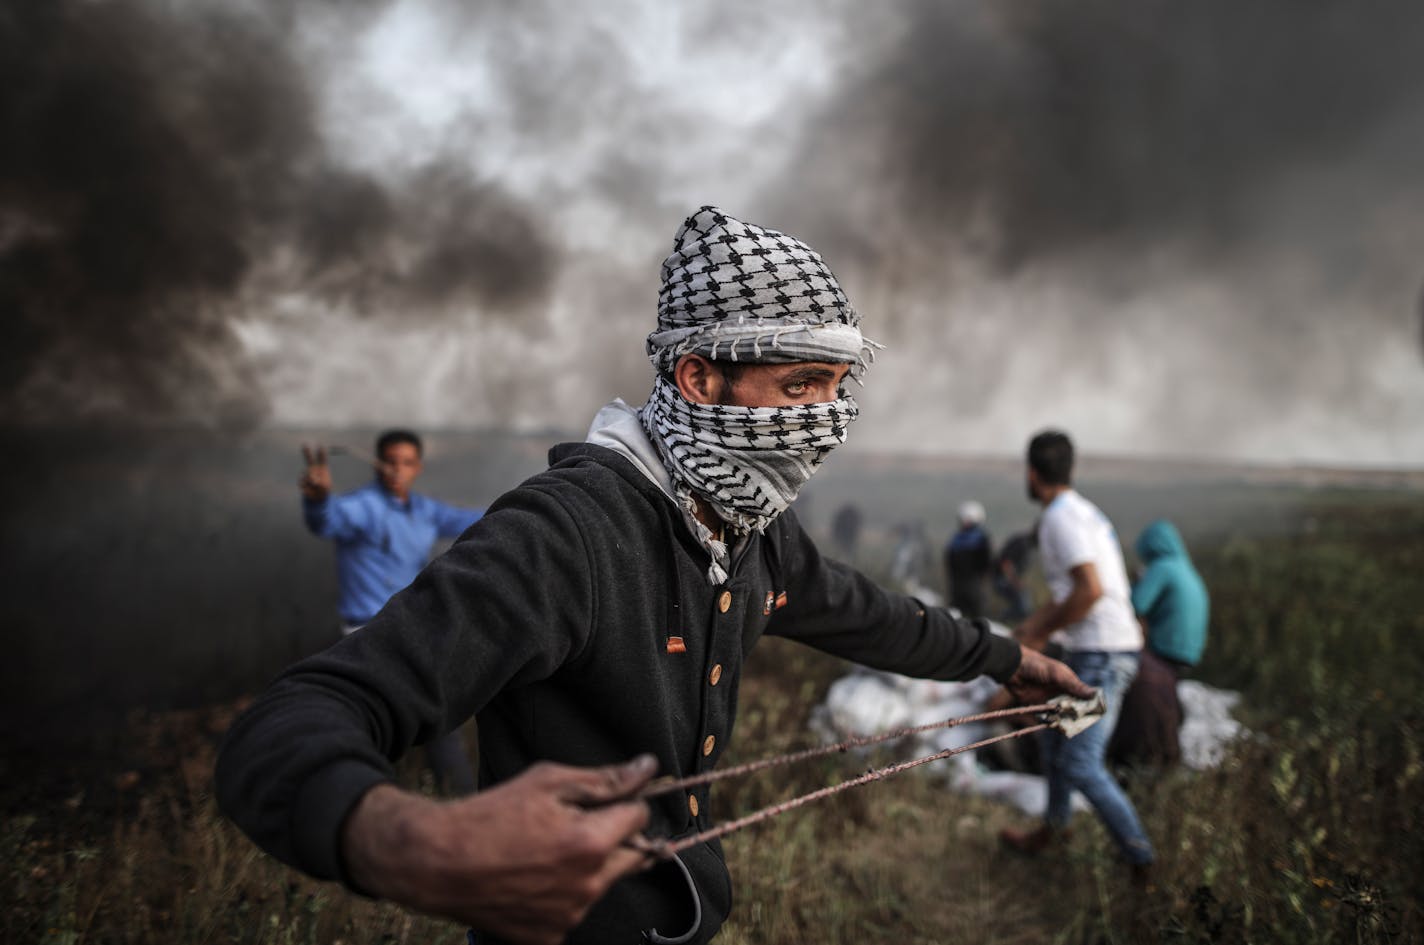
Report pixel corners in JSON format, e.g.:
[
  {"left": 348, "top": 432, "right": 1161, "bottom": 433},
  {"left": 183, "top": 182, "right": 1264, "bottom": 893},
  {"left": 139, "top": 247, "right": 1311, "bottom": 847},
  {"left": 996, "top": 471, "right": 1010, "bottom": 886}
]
[{"left": 216, "top": 443, "right": 1021, "bottom": 944}]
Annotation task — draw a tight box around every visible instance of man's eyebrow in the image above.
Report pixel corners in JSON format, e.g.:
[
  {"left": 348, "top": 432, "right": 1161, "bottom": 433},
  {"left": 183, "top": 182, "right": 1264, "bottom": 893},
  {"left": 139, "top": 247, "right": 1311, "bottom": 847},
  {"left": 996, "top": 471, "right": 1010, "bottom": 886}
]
[{"left": 783, "top": 365, "right": 840, "bottom": 382}]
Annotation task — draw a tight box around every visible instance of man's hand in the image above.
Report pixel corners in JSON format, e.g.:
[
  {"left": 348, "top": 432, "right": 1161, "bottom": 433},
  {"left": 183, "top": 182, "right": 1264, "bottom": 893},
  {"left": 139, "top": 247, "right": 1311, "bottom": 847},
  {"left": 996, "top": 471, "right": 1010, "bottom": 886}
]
[
  {"left": 342, "top": 755, "right": 658, "bottom": 945},
  {"left": 1003, "top": 644, "right": 1094, "bottom": 705},
  {"left": 300, "top": 444, "right": 332, "bottom": 501}
]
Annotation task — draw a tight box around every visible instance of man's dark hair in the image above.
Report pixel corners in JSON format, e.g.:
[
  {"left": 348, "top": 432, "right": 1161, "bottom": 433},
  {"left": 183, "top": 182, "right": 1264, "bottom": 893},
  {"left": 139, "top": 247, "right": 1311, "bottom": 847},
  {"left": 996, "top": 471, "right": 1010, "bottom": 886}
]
[
  {"left": 376, "top": 429, "right": 423, "bottom": 460},
  {"left": 1027, "top": 429, "right": 1074, "bottom": 486},
  {"left": 657, "top": 360, "right": 745, "bottom": 383},
  {"left": 714, "top": 360, "right": 745, "bottom": 387},
  {"left": 657, "top": 360, "right": 746, "bottom": 392}
]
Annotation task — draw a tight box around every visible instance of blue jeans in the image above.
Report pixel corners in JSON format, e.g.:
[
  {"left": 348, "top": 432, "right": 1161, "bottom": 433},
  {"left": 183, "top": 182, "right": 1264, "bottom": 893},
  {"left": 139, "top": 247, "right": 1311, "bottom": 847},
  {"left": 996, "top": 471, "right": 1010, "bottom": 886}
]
[{"left": 1039, "top": 650, "right": 1155, "bottom": 865}]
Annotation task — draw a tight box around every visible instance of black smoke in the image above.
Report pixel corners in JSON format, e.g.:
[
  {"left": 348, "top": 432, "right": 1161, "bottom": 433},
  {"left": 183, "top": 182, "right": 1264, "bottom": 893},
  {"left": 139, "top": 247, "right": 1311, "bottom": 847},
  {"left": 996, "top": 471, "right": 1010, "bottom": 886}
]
[
  {"left": 757, "top": 0, "right": 1424, "bottom": 459},
  {"left": 779, "top": 0, "right": 1424, "bottom": 272},
  {"left": 0, "top": 0, "right": 559, "bottom": 429}
]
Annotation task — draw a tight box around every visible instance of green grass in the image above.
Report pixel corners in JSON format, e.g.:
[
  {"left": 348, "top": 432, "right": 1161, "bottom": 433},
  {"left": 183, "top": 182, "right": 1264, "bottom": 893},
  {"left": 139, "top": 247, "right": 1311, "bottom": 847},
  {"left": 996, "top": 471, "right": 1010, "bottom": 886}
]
[{"left": 4, "top": 491, "right": 1421, "bottom": 943}]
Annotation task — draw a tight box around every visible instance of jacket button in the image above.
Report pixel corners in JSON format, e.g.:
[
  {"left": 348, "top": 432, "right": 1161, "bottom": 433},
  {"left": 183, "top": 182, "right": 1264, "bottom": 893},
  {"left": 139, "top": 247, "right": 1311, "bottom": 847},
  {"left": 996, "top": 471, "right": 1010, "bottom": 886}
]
[
  {"left": 703, "top": 735, "right": 716, "bottom": 756},
  {"left": 717, "top": 590, "right": 732, "bottom": 613},
  {"left": 709, "top": 663, "right": 723, "bottom": 686},
  {"left": 688, "top": 794, "right": 699, "bottom": 817}
]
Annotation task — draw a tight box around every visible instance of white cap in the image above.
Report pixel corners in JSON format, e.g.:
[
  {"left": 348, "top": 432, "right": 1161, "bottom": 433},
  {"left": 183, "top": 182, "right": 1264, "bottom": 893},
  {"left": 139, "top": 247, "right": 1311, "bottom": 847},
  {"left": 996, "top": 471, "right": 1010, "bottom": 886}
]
[{"left": 957, "top": 500, "right": 985, "bottom": 526}]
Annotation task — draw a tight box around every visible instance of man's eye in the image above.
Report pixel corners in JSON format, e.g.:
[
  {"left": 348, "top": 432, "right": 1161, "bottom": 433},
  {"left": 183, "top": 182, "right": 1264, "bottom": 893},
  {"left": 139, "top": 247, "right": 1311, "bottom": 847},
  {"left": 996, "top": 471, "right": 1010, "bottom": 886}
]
[{"left": 786, "top": 382, "right": 809, "bottom": 395}]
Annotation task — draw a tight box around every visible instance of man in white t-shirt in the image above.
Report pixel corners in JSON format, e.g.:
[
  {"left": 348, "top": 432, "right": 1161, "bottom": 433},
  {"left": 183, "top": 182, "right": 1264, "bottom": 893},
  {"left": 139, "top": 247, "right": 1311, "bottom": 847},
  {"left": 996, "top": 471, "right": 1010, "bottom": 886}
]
[{"left": 999, "top": 430, "right": 1155, "bottom": 875}]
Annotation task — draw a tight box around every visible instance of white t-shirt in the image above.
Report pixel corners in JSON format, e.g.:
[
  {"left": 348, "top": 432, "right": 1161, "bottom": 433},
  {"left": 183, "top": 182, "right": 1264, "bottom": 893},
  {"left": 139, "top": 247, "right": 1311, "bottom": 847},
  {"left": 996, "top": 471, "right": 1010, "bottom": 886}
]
[{"left": 1036, "top": 490, "right": 1141, "bottom": 652}]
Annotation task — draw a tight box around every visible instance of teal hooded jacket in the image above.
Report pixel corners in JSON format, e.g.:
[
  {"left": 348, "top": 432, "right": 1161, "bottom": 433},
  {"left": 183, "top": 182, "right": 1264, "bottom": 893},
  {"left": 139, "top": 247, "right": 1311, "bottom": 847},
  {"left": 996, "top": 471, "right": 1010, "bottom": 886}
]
[{"left": 1131, "top": 519, "right": 1209, "bottom": 666}]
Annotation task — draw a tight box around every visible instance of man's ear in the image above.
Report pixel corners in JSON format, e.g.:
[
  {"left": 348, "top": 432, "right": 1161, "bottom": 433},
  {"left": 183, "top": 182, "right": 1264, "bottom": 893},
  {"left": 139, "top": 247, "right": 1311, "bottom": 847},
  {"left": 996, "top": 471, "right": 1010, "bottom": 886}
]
[{"left": 673, "top": 354, "right": 724, "bottom": 405}]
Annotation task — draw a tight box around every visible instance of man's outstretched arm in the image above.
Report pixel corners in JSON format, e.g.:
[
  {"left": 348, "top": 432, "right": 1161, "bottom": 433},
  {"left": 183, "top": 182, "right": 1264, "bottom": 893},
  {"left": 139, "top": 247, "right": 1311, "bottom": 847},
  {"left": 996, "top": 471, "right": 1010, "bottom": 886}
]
[
  {"left": 299, "top": 444, "right": 371, "bottom": 541},
  {"left": 768, "top": 511, "right": 1091, "bottom": 701},
  {"left": 217, "top": 483, "right": 610, "bottom": 930}
]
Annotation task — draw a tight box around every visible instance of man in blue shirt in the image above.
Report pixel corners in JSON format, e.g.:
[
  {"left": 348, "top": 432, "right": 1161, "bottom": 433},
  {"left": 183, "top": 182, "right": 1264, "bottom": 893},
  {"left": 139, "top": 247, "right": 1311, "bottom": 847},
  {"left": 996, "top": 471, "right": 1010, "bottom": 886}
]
[{"left": 300, "top": 429, "right": 484, "bottom": 793}]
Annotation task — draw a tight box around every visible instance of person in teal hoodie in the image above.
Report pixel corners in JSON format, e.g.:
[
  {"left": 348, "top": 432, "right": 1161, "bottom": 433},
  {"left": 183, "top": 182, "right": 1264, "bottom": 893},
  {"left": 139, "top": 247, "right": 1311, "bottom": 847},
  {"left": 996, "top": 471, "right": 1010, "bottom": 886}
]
[
  {"left": 1109, "top": 518, "right": 1210, "bottom": 767},
  {"left": 1131, "top": 519, "right": 1209, "bottom": 673}
]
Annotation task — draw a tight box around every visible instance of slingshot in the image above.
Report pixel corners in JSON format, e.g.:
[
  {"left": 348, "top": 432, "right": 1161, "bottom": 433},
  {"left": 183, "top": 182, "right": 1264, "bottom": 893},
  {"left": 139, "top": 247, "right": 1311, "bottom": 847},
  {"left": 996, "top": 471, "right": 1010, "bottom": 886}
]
[{"left": 629, "top": 691, "right": 1106, "bottom": 858}]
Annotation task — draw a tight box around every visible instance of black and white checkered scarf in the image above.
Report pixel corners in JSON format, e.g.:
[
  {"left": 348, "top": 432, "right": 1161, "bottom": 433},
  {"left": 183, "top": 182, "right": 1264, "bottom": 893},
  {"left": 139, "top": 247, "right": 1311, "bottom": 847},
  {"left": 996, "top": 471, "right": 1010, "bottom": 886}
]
[
  {"left": 646, "top": 206, "right": 882, "bottom": 380},
  {"left": 639, "top": 207, "right": 874, "bottom": 580},
  {"left": 641, "top": 372, "right": 857, "bottom": 536}
]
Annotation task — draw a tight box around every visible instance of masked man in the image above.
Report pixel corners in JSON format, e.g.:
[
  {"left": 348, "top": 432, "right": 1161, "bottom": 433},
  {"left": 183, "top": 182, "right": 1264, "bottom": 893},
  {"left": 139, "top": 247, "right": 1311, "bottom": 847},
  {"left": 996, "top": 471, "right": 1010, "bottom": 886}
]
[{"left": 217, "top": 207, "right": 1091, "bottom": 945}]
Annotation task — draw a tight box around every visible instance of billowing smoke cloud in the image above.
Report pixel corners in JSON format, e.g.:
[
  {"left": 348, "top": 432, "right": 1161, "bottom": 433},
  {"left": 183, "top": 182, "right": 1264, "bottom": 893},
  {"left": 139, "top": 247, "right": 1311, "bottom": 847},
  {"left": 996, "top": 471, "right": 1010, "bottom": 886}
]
[
  {"left": 4, "top": 0, "right": 1420, "bottom": 464},
  {"left": 784, "top": 1, "right": 1424, "bottom": 267},
  {"left": 232, "top": 1, "right": 841, "bottom": 431},
  {"left": 761, "top": 0, "right": 1424, "bottom": 462},
  {"left": 0, "top": 0, "right": 558, "bottom": 429}
]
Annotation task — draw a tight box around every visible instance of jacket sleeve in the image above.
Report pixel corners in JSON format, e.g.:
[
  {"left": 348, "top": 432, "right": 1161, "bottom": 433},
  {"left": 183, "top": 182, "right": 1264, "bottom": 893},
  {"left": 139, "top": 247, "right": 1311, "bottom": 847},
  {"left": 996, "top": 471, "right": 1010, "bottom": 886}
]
[
  {"left": 765, "top": 513, "right": 1020, "bottom": 683},
  {"left": 302, "top": 492, "right": 371, "bottom": 543},
  {"left": 218, "top": 480, "right": 595, "bottom": 886}
]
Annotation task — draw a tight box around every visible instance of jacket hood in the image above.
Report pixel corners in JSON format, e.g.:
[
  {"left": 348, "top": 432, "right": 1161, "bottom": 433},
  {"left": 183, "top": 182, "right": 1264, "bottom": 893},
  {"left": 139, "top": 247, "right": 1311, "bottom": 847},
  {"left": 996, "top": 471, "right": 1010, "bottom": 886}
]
[
  {"left": 1135, "top": 519, "right": 1187, "bottom": 563},
  {"left": 581, "top": 398, "right": 675, "bottom": 501}
]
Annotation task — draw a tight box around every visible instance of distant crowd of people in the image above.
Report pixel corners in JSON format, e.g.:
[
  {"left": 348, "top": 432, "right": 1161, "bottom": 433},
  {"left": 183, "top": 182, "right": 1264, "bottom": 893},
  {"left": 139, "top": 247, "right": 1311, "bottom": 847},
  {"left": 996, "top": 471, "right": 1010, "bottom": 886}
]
[{"left": 837, "top": 431, "right": 1212, "bottom": 875}]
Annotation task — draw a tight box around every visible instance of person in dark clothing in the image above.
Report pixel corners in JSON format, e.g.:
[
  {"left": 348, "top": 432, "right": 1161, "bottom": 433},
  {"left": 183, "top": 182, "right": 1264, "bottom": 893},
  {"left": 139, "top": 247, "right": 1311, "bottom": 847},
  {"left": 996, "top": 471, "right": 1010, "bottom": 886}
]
[
  {"left": 215, "top": 207, "right": 1092, "bottom": 945},
  {"left": 1107, "top": 649, "right": 1184, "bottom": 767},
  {"left": 944, "top": 500, "right": 993, "bottom": 618},
  {"left": 991, "top": 529, "right": 1036, "bottom": 623}
]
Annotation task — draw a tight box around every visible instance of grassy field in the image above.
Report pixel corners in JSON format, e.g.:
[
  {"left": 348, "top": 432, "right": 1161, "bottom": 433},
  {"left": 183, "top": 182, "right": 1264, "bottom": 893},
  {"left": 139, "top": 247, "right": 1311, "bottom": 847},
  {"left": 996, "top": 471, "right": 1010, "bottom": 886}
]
[
  {"left": 716, "top": 487, "right": 1424, "bottom": 944},
  {"left": 3, "top": 488, "right": 1421, "bottom": 944}
]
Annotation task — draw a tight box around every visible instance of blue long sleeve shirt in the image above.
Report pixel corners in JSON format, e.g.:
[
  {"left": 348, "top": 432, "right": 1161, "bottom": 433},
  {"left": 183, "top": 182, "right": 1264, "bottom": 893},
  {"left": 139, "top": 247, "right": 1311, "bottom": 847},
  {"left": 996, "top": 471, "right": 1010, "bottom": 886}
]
[{"left": 303, "top": 481, "right": 483, "bottom": 624}]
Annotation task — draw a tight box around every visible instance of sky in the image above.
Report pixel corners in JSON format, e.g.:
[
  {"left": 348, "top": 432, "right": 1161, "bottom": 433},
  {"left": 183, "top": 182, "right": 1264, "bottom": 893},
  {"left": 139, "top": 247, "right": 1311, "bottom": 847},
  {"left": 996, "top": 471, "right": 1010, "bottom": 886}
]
[{"left": 4, "top": 0, "right": 1423, "bottom": 467}]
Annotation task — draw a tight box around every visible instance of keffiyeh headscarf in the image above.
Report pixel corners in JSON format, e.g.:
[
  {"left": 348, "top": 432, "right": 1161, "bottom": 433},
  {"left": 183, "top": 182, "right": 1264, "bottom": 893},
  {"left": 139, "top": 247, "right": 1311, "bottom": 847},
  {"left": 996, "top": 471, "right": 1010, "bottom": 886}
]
[
  {"left": 646, "top": 206, "right": 880, "bottom": 379},
  {"left": 640, "top": 207, "right": 881, "bottom": 579}
]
